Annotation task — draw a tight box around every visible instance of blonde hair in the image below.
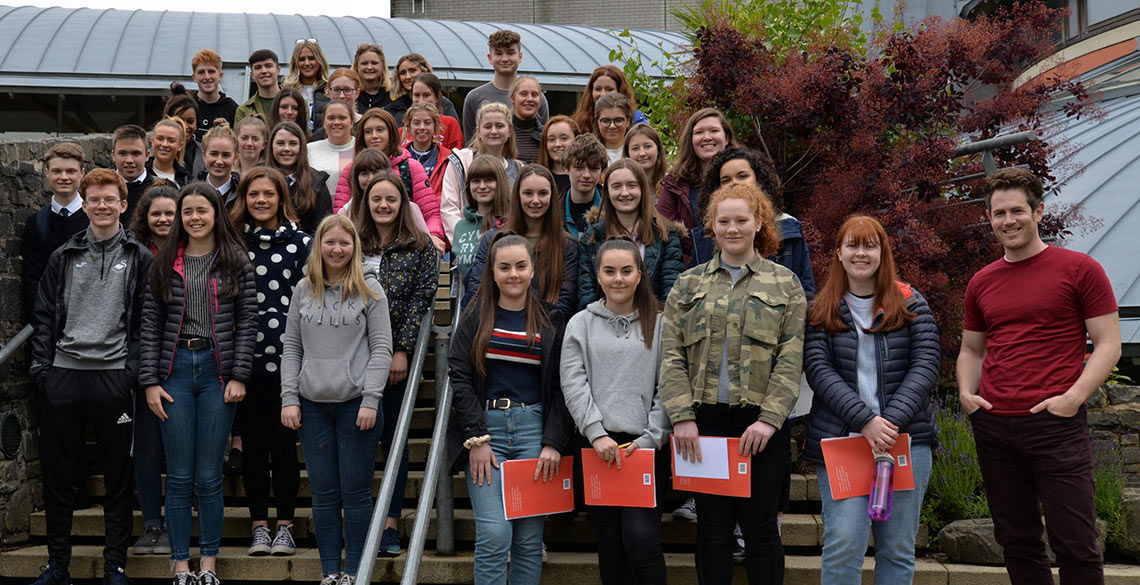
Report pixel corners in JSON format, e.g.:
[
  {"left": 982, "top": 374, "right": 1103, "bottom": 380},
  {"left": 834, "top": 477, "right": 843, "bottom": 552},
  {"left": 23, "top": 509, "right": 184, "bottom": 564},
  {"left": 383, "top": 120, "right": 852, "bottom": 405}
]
[
  {"left": 283, "top": 40, "right": 330, "bottom": 89},
  {"left": 305, "top": 215, "right": 380, "bottom": 304},
  {"left": 202, "top": 118, "right": 237, "bottom": 152},
  {"left": 353, "top": 43, "right": 392, "bottom": 93},
  {"left": 154, "top": 117, "right": 189, "bottom": 163},
  {"left": 469, "top": 102, "right": 517, "bottom": 159}
]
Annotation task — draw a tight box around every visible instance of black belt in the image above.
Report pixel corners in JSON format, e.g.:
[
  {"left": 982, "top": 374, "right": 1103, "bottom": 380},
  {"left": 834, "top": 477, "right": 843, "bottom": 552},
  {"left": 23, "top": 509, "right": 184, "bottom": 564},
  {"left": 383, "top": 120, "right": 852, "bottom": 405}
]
[
  {"left": 176, "top": 337, "right": 213, "bottom": 350},
  {"left": 486, "top": 398, "right": 529, "bottom": 410}
]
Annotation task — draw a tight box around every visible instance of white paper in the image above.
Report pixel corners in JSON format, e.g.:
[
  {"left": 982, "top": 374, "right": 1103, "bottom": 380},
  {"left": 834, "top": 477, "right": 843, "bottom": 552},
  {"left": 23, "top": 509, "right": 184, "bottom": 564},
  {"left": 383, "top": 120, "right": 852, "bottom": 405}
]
[{"left": 672, "top": 436, "right": 730, "bottom": 480}]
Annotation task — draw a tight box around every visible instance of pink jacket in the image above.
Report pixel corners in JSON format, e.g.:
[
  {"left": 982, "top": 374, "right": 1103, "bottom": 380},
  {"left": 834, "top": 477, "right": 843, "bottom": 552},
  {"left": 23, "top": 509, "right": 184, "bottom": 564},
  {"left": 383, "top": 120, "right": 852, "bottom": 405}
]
[{"left": 333, "top": 148, "right": 445, "bottom": 243}]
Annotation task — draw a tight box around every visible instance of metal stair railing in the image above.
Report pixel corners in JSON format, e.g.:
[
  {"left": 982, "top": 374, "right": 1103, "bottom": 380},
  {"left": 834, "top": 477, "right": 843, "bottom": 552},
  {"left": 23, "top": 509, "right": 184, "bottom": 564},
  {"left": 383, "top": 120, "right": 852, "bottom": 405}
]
[
  {"left": 399, "top": 275, "right": 462, "bottom": 584},
  {"left": 0, "top": 324, "right": 33, "bottom": 367},
  {"left": 357, "top": 296, "right": 436, "bottom": 583}
]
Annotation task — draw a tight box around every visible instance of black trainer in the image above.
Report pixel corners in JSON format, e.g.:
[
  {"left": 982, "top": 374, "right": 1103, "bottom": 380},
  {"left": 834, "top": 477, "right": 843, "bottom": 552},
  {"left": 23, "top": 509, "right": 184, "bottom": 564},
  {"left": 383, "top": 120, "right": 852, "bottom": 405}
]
[{"left": 30, "top": 562, "right": 71, "bottom": 585}]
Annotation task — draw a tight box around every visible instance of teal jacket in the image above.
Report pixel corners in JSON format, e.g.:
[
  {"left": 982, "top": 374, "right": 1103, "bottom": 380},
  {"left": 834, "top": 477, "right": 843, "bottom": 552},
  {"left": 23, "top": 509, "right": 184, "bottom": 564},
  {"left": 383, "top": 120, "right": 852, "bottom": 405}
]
[{"left": 577, "top": 213, "right": 685, "bottom": 310}]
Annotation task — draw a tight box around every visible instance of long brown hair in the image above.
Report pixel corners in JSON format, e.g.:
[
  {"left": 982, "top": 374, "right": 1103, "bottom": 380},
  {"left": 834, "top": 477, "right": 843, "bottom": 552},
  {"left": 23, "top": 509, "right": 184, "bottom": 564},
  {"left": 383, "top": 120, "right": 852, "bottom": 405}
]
[
  {"left": 269, "top": 88, "right": 310, "bottom": 140},
  {"left": 468, "top": 231, "right": 551, "bottom": 377},
  {"left": 149, "top": 182, "right": 250, "bottom": 303},
  {"left": 266, "top": 122, "right": 318, "bottom": 216},
  {"left": 505, "top": 164, "right": 565, "bottom": 305},
  {"left": 355, "top": 108, "right": 402, "bottom": 158},
  {"left": 348, "top": 148, "right": 392, "bottom": 215},
  {"left": 354, "top": 172, "right": 429, "bottom": 253},
  {"left": 597, "top": 159, "right": 668, "bottom": 244},
  {"left": 623, "top": 123, "right": 666, "bottom": 196},
  {"left": 595, "top": 237, "right": 659, "bottom": 348},
  {"left": 465, "top": 154, "right": 511, "bottom": 232},
  {"left": 538, "top": 115, "right": 580, "bottom": 170},
  {"left": 809, "top": 215, "right": 915, "bottom": 333},
  {"left": 228, "top": 166, "right": 300, "bottom": 231},
  {"left": 571, "top": 65, "right": 636, "bottom": 134},
  {"left": 671, "top": 108, "right": 734, "bottom": 186}
]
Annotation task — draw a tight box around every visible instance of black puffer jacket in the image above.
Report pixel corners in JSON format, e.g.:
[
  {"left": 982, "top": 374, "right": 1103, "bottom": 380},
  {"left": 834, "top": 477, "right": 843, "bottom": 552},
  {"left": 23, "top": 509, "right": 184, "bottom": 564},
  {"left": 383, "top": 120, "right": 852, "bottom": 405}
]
[
  {"left": 139, "top": 244, "right": 258, "bottom": 387},
  {"left": 802, "top": 283, "right": 940, "bottom": 463},
  {"left": 445, "top": 302, "right": 573, "bottom": 474}
]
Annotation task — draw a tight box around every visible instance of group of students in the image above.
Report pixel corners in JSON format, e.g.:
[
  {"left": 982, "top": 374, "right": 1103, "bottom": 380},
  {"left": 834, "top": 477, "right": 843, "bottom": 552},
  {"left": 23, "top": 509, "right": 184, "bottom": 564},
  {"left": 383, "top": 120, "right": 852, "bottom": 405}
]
[{"left": 21, "top": 23, "right": 1121, "bottom": 585}]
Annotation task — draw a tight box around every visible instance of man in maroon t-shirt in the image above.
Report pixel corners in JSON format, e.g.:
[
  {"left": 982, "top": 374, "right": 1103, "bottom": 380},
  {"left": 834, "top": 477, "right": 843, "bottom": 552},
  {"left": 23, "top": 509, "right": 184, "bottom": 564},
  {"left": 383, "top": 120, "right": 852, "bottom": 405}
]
[{"left": 957, "top": 167, "right": 1120, "bottom": 585}]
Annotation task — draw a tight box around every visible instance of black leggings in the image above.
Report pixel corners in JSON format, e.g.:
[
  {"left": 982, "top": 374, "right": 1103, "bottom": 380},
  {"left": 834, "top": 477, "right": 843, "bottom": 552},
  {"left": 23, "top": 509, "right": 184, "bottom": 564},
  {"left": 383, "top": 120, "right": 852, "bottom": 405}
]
[
  {"left": 238, "top": 369, "right": 300, "bottom": 523},
  {"left": 693, "top": 403, "right": 788, "bottom": 585}
]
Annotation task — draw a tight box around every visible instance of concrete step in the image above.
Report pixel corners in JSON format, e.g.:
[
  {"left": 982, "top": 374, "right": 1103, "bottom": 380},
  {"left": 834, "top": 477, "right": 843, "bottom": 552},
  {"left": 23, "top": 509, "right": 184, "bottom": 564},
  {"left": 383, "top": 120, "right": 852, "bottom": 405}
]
[
  {"left": 32, "top": 506, "right": 894, "bottom": 550},
  {"left": 83, "top": 471, "right": 822, "bottom": 506},
  {"left": 4, "top": 546, "right": 1140, "bottom": 584}
]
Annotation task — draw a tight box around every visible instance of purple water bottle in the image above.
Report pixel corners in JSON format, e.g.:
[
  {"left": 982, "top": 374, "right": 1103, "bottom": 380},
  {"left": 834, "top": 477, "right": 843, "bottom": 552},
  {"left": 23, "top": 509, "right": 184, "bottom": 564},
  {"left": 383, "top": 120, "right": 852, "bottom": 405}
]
[{"left": 868, "top": 453, "right": 894, "bottom": 522}]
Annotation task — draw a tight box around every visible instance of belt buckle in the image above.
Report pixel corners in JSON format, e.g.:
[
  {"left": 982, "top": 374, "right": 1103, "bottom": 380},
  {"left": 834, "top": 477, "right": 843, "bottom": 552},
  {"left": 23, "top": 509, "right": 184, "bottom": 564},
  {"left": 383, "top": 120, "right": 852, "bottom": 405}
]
[{"left": 490, "top": 398, "right": 512, "bottom": 410}]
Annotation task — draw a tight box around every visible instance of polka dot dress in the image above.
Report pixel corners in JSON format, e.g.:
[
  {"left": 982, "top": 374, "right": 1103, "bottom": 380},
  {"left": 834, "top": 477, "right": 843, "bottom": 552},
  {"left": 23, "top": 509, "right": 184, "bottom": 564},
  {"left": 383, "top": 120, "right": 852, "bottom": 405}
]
[{"left": 246, "top": 222, "right": 312, "bottom": 375}]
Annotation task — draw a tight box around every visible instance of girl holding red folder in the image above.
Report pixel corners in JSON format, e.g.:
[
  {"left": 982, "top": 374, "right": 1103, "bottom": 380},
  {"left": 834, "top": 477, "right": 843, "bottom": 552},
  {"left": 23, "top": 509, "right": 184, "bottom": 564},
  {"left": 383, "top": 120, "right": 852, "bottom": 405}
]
[
  {"left": 447, "top": 231, "right": 573, "bottom": 585},
  {"left": 803, "top": 215, "right": 940, "bottom": 585},
  {"left": 560, "top": 237, "right": 671, "bottom": 585},
  {"left": 659, "top": 182, "right": 807, "bottom": 585}
]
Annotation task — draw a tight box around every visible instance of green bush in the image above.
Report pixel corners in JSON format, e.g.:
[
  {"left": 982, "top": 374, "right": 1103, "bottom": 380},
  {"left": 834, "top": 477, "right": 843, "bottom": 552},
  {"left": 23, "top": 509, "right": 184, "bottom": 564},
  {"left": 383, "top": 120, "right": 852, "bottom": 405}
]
[
  {"left": 1093, "top": 439, "right": 1127, "bottom": 550},
  {"left": 921, "top": 400, "right": 989, "bottom": 540}
]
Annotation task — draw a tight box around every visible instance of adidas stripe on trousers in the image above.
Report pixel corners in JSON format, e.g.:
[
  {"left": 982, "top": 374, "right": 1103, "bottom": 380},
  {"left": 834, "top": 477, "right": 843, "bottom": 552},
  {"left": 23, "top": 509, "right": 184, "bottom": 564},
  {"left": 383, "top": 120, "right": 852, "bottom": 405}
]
[{"left": 38, "top": 366, "right": 134, "bottom": 568}]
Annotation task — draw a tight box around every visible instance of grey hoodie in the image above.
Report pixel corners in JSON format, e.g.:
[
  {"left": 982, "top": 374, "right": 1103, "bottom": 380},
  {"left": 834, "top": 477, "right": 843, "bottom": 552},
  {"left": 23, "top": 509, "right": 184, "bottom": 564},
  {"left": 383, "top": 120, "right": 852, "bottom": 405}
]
[
  {"left": 560, "top": 300, "right": 671, "bottom": 449},
  {"left": 280, "top": 273, "right": 392, "bottom": 410}
]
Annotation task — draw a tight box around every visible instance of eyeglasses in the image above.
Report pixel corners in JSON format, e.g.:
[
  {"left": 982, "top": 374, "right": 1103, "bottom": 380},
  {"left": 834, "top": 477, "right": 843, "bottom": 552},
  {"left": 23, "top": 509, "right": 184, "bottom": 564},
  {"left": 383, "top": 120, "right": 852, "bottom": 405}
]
[
  {"left": 295, "top": 38, "right": 318, "bottom": 45},
  {"left": 328, "top": 87, "right": 358, "bottom": 96},
  {"left": 599, "top": 117, "right": 628, "bottom": 128},
  {"left": 86, "top": 197, "right": 121, "bottom": 208}
]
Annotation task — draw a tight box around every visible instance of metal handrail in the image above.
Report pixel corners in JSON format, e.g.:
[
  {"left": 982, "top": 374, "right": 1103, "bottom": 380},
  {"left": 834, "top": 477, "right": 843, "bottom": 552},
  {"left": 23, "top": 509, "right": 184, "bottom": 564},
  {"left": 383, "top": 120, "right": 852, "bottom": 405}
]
[
  {"left": 400, "top": 275, "right": 462, "bottom": 585},
  {"left": 0, "top": 325, "right": 33, "bottom": 367},
  {"left": 357, "top": 300, "right": 436, "bottom": 584}
]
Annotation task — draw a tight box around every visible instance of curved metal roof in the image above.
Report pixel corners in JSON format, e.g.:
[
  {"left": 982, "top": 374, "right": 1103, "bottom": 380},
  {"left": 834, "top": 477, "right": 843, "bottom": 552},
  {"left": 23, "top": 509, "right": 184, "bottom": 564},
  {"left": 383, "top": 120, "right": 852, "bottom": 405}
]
[{"left": 0, "top": 5, "right": 686, "bottom": 95}]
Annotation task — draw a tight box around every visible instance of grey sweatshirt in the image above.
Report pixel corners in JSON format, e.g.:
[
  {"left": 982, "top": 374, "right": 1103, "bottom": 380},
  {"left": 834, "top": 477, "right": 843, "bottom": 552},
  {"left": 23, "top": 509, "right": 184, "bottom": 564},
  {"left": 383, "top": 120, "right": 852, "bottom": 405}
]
[
  {"left": 280, "top": 274, "right": 393, "bottom": 410},
  {"left": 560, "top": 300, "right": 672, "bottom": 449},
  {"left": 54, "top": 228, "right": 130, "bottom": 370}
]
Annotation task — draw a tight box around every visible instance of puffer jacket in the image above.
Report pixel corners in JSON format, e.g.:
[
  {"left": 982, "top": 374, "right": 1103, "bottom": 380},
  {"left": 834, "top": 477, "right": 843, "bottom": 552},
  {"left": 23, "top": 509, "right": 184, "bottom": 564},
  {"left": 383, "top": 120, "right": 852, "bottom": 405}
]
[
  {"left": 245, "top": 221, "right": 311, "bottom": 375},
  {"left": 802, "top": 283, "right": 941, "bottom": 463},
  {"left": 332, "top": 149, "right": 444, "bottom": 243},
  {"left": 364, "top": 241, "right": 439, "bottom": 353},
  {"left": 445, "top": 302, "right": 572, "bottom": 474},
  {"left": 576, "top": 212, "right": 684, "bottom": 309},
  {"left": 139, "top": 244, "right": 259, "bottom": 387}
]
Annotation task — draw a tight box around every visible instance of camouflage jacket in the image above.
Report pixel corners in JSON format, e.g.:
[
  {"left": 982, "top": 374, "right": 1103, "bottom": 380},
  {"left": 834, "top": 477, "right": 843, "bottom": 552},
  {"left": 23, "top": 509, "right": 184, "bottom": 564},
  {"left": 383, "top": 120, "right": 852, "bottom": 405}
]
[{"left": 658, "top": 252, "right": 807, "bottom": 429}]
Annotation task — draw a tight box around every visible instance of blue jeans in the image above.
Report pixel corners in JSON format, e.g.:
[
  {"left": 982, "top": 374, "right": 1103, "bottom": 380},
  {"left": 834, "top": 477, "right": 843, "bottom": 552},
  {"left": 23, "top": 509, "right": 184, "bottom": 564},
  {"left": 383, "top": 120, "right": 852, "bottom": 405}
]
[
  {"left": 160, "top": 348, "right": 236, "bottom": 561},
  {"left": 817, "top": 443, "right": 933, "bottom": 585},
  {"left": 465, "top": 404, "right": 546, "bottom": 585},
  {"left": 297, "top": 396, "right": 381, "bottom": 576}
]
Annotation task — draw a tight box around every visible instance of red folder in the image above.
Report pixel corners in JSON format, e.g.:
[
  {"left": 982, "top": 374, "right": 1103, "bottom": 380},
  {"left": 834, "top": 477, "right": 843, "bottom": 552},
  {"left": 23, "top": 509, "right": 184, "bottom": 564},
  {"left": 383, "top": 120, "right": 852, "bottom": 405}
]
[
  {"left": 500, "top": 456, "right": 576, "bottom": 520},
  {"left": 670, "top": 435, "right": 752, "bottom": 498},
  {"left": 820, "top": 434, "right": 915, "bottom": 501},
  {"left": 581, "top": 448, "right": 657, "bottom": 508}
]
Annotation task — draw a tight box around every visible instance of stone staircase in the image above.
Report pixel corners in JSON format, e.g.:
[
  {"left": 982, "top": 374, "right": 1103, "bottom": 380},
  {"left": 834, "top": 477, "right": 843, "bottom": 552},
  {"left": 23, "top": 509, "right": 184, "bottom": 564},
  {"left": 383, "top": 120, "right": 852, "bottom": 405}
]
[{"left": 3, "top": 269, "right": 1140, "bottom": 584}]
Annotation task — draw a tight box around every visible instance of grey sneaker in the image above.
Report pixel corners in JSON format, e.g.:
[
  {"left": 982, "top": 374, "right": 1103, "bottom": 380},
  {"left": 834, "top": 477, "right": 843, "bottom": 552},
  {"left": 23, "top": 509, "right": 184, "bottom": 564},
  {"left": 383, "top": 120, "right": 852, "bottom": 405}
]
[
  {"left": 248, "top": 525, "right": 272, "bottom": 556},
  {"left": 270, "top": 524, "right": 296, "bottom": 556},
  {"left": 133, "top": 525, "right": 163, "bottom": 555},
  {"left": 319, "top": 575, "right": 340, "bottom": 585},
  {"left": 672, "top": 497, "right": 697, "bottom": 521},
  {"left": 336, "top": 575, "right": 356, "bottom": 585}
]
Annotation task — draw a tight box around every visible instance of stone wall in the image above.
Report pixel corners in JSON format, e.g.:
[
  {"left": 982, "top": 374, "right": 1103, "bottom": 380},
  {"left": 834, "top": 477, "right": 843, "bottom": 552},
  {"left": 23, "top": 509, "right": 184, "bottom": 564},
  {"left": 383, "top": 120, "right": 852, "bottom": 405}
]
[
  {"left": 0, "top": 135, "right": 112, "bottom": 546},
  {"left": 1087, "top": 384, "right": 1140, "bottom": 487}
]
